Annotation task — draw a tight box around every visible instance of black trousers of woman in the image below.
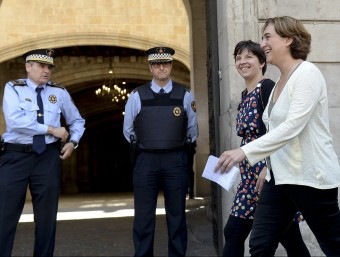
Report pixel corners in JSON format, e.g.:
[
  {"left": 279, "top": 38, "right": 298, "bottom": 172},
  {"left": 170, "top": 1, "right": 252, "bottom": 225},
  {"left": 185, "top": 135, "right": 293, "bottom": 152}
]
[
  {"left": 223, "top": 214, "right": 310, "bottom": 257},
  {"left": 249, "top": 174, "right": 340, "bottom": 257}
]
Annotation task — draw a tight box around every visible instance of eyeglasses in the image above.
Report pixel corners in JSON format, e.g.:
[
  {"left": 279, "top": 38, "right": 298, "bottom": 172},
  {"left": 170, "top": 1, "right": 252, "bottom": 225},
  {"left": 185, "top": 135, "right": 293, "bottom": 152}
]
[{"left": 150, "top": 62, "right": 172, "bottom": 68}]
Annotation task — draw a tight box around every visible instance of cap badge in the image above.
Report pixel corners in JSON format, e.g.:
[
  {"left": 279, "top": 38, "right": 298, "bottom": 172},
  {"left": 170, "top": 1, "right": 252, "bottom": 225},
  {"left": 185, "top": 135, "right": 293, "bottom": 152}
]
[
  {"left": 49, "top": 95, "right": 57, "bottom": 104},
  {"left": 173, "top": 107, "right": 181, "bottom": 117},
  {"left": 156, "top": 47, "right": 166, "bottom": 54},
  {"left": 46, "top": 49, "right": 54, "bottom": 56}
]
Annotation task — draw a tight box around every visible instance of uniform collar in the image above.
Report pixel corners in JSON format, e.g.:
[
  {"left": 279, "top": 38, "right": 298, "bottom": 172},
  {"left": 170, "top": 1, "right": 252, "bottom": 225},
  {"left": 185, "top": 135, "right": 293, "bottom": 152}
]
[
  {"left": 26, "top": 78, "right": 47, "bottom": 91},
  {"left": 151, "top": 79, "right": 172, "bottom": 93}
]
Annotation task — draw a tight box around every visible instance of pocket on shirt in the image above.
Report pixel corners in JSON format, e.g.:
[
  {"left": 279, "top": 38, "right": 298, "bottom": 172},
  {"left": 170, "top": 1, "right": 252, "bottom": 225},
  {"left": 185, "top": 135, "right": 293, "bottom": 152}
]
[
  {"left": 19, "top": 102, "right": 39, "bottom": 121},
  {"left": 19, "top": 102, "right": 39, "bottom": 112},
  {"left": 44, "top": 105, "right": 61, "bottom": 121}
]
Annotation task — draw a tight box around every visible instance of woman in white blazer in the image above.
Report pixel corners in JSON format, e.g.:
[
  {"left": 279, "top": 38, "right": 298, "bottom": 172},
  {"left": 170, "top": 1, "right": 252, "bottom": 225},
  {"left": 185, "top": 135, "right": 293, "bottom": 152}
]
[
  {"left": 222, "top": 40, "right": 310, "bottom": 257},
  {"left": 216, "top": 16, "right": 340, "bottom": 256}
]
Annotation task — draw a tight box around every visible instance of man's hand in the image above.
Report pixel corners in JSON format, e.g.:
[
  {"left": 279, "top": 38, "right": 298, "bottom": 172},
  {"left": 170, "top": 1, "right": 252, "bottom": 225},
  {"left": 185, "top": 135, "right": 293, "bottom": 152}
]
[
  {"left": 48, "top": 126, "right": 69, "bottom": 142},
  {"left": 214, "top": 148, "right": 246, "bottom": 173},
  {"left": 59, "top": 142, "right": 74, "bottom": 160}
]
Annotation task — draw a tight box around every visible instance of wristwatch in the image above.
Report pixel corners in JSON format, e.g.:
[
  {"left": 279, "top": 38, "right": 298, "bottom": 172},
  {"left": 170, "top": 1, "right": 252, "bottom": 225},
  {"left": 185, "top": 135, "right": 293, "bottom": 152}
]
[{"left": 70, "top": 140, "right": 79, "bottom": 149}]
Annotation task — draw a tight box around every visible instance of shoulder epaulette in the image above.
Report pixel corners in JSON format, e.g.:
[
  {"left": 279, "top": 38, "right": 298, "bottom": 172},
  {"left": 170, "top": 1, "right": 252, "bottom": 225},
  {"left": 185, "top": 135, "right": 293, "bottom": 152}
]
[
  {"left": 47, "top": 81, "right": 65, "bottom": 90},
  {"left": 10, "top": 79, "right": 27, "bottom": 86}
]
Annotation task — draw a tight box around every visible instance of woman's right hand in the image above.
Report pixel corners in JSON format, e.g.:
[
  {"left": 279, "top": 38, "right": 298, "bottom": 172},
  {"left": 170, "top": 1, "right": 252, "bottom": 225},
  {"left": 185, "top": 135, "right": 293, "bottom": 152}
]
[
  {"left": 214, "top": 148, "right": 246, "bottom": 173},
  {"left": 255, "top": 166, "right": 267, "bottom": 194}
]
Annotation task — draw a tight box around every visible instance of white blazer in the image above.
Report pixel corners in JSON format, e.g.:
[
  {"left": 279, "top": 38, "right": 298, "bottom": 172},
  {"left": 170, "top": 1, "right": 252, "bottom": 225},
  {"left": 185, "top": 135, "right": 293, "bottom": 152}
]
[{"left": 242, "top": 61, "right": 340, "bottom": 189}]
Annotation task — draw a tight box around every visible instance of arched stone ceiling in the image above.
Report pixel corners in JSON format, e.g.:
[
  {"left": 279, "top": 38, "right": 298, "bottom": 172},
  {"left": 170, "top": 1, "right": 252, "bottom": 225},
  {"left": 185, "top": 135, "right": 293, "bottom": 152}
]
[
  {"left": 0, "top": 0, "right": 193, "bottom": 133},
  {"left": 0, "top": 34, "right": 190, "bottom": 69},
  {"left": 0, "top": 0, "right": 191, "bottom": 68}
]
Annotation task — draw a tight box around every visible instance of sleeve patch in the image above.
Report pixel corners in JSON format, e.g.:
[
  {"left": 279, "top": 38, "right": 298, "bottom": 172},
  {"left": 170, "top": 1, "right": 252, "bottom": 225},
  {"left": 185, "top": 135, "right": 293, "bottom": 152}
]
[{"left": 191, "top": 101, "right": 196, "bottom": 113}]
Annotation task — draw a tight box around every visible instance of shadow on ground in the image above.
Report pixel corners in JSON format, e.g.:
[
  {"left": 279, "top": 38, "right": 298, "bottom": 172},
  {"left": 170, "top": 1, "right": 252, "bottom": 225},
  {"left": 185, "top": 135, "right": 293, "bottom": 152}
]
[{"left": 13, "top": 193, "right": 218, "bottom": 257}]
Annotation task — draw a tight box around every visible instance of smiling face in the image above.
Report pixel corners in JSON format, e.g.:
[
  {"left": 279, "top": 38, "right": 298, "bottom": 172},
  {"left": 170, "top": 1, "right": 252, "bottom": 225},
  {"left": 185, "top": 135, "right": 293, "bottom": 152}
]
[
  {"left": 25, "top": 61, "right": 53, "bottom": 86},
  {"left": 235, "top": 49, "right": 264, "bottom": 81},
  {"left": 261, "top": 23, "right": 290, "bottom": 66}
]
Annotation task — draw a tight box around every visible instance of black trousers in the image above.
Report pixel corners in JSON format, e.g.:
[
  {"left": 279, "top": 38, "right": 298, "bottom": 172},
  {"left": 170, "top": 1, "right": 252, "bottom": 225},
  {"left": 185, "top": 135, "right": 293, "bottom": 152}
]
[
  {"left": 133, "top": 150, "right": 188, "bottom": 257},
  {"left": 187, "top": 147, "right": 195, "bottom": 198},
  {"left": 223, "top": 215, "right": 310, "bottom": 257},
  {"left": 249, "top": 175, "right": 340, "bottom": 257},
  {"left": 0, "top": 149, "right": 61, "bottom": 257}
]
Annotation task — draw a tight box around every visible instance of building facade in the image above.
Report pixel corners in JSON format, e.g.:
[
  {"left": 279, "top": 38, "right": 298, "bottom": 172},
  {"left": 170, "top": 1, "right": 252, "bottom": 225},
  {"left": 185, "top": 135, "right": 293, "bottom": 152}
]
[
  {"left": 0, "top": 0, "right": 338, "bottom": 255},
  {"left": 216, "top": 1, "right": 340, "bottom": 256}
]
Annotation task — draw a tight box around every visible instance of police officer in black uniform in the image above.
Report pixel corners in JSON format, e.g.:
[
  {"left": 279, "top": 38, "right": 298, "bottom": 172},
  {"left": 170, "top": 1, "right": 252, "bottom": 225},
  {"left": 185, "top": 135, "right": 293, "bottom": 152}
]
[
  {"left": 0, "top": 49, "right": 85, "bottom": 256},
  {"left": 123, "top": 46, "right": 198, "bottom": 257}
]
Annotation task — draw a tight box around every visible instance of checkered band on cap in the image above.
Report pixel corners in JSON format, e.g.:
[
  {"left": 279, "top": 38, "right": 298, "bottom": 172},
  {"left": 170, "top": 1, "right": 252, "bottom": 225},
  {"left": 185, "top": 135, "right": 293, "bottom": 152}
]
[
  {"left": 26, "top": 54, "right": 54, "bottom": 65},
  {"left": 147, "top": 53, "right": 173, "bottom": 62},
  {"left": 145, "top": 47, "right": 175, "bottom": 62},
  {"left": 23, "top": 49, "right": 55, "bottom": 66}
]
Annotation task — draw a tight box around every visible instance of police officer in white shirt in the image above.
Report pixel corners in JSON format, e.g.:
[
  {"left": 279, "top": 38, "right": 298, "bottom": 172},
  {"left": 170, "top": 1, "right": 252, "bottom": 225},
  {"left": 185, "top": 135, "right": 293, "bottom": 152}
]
[{"left": 0, "top": 49, "right": 85, "bottom": 256}]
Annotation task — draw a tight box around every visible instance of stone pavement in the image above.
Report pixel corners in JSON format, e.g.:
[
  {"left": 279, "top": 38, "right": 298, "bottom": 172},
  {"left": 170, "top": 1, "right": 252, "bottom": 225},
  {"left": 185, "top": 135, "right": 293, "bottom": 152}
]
[
  {"left": 13, "top": 193, "right": 218, "bottom": 257},
  {"left": 244, "top": 222, "right": 325, "bottom": 257},
  {"left": 11, "top": 192, "right": 326, "bottom": 257}
]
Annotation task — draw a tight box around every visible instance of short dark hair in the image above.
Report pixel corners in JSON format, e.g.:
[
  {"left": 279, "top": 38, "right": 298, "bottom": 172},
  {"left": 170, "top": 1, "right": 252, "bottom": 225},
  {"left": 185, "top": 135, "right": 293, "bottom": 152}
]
[
  {"left": 262, "top": 16, "right": 311, "bottom": 60},
  {"left": 233, "top": 40, "right": 267, "bottom": 75}
]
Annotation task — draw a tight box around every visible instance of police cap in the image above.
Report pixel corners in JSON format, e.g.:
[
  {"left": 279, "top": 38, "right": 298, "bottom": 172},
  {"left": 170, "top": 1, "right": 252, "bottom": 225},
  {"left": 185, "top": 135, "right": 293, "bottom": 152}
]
[
  {"left": 23, "top": 49, "right": 55, "bottom": 66},
  {"left": 145, "top": 47, "right": 175, "bottom": 63}
]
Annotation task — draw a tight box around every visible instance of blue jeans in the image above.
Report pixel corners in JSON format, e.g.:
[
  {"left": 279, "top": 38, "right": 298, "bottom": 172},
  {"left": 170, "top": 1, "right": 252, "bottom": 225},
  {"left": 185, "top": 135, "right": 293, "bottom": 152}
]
[{"left": 249, "top": 175, "right": 340, "bottom": 257}]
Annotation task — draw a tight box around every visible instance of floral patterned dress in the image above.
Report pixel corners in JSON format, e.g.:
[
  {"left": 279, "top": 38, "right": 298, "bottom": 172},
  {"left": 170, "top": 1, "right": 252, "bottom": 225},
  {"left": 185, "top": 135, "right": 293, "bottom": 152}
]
[
  {"left": 231, "top": 83, "right": 304, "bottom": 223},
  {"left": 231, "top": 85, "right": 266, "bottom": 219}
]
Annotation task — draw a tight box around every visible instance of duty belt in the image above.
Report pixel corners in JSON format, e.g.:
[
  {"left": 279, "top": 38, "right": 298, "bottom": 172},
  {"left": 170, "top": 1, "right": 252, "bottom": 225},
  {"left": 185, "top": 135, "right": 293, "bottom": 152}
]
[
  {"left": 140, "top": 147, "right": 185, "bottom": 153},
  {"left": 3, "top": 141, "right": 60, "bottom": 153}
]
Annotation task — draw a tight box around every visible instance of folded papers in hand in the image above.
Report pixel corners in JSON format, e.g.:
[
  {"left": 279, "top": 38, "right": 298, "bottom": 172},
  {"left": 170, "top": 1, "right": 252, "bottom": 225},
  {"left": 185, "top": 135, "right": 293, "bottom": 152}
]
[{"left": 202, "top": 155, "right": 239, "bottom": 191}]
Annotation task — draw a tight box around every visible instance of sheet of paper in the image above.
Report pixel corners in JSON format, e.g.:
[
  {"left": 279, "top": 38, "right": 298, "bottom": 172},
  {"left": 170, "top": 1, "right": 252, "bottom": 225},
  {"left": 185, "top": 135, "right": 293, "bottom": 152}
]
[{"left": 202, "top": 155, "right": 239, "bottom": 191}]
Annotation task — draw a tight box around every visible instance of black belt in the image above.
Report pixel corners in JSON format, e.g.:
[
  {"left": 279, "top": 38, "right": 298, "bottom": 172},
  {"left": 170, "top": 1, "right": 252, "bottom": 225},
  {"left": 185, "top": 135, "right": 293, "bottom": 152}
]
[
  {"left": 140, "top": 147, "right": 185, "bottom": 153},
  {"left": 4, "top": 141, "right": 60, "bottom": 153}
]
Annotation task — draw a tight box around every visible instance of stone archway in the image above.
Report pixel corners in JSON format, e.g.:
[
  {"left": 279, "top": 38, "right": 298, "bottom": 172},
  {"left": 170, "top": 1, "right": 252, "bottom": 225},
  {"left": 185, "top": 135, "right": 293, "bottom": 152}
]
[
  {"left": 0, "top": 33, "right": 190, "bottom": 69},
  {"left": 0, "top": 0, "right": 211, "bottom": 197}
]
